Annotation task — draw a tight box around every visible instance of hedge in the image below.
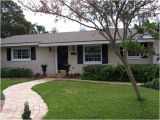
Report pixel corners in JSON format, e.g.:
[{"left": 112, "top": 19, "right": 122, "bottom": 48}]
[
  {"left": 82, "top": 64, "right": 159, "bottom": 82},
  {"left": 141, "top": 78, "right": 160, "bottom": 90},
  {"left": 1, "top": 67, "right": 33, "bottom": 78}
]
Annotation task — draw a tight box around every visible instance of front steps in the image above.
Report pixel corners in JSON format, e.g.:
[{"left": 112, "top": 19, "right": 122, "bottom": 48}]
[{"left": 48, "top": 72, "right": 66, "bottom": 78}]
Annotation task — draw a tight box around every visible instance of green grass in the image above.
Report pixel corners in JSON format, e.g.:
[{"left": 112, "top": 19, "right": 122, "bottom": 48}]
[
  {"left": 32, "top": 80, "right": 159, "bottom": 119},
  {"left": 0, "top": 78, "right": 34, "bottom": 100}
]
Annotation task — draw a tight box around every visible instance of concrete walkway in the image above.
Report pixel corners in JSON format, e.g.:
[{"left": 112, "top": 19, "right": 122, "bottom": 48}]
[{"left": 0, "top": 78, "right": 50, "bottom": 120}]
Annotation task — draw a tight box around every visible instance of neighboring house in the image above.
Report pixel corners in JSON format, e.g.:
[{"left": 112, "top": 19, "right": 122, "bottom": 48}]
[{"left": 1, "top": 29, "right": 159, "bottom": 75}]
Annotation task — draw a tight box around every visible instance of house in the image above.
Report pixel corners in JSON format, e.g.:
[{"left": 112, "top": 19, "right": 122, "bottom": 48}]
[{"left": 1, "top": 29, "right": 159, "bottom": 75}]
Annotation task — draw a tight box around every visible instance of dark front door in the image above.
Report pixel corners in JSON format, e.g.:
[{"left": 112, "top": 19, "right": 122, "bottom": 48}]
[{"left": 57, "top": 46, "right": 68, "bottom": 71}]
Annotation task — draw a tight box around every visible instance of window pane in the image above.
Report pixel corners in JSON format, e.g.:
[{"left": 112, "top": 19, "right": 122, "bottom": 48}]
[
  {"left": 13, "top": 49, "right": 18, "bottom": 59},
  {"left": 128, "top": 51, "right": 139, "bottom": 56},
  {"left": 85, "top": 46, "right": 100, "bottom": 53},
  {"left": 22, "top": 49, "right": 30, "bottom": 58},
  {"left": 13, "top": 49, "right": 31, "bottom": 60},
  {"left": 84, "top": 46, "right": 101, "bottom": 62},
  {"left": 18, "top": 49, "right": 22, "bottom": 59}
]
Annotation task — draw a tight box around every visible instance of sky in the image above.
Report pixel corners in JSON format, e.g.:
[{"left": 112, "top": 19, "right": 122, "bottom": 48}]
[
  {"left": 21, "top": 11, "right": 85, "bottom": 32},
  {"left": 14, "top": 0, "right": 160, "bottom": 33},
  {"left": 14, "top": 0, "right": 92, "bottom": 33}
]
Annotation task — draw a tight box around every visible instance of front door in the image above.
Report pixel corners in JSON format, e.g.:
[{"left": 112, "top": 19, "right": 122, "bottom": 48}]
[{"left": 57, "top": 46, "right": 68, "bottom": 72}]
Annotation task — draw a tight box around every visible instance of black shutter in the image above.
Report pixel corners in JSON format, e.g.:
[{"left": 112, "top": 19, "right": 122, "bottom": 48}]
[
  {"left": 31, "top": 47, "right": 36, "bottom": 60},
  {"left": 120, "top": 47, "right": 123, "bottom": 57},
  {"left": 77, "top": 45, "right": 83, "bottom": 64},
  {"left": 102, "top": 44, "right": 108, "bottom": 64},
  {"left": 7, "top": 48, "right": 11, "bottom": 61}
]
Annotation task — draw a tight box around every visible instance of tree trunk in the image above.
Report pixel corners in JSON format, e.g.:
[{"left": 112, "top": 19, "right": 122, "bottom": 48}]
[
  {"left": 122, "top": 61, "right": 144, "bottom": 101},
  {"left": 112, "top": 44, "right": 144, "bottom": 101}
]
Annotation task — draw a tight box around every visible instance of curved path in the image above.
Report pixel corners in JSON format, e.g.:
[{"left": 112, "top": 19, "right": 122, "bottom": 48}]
[{"left": 0, "top": 78, "right": 50, "bottom": 120}]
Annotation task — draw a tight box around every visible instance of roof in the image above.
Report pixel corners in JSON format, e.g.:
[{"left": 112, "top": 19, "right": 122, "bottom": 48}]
[{"left": 0, "top": 29, "right": 155, "bottom": 47}]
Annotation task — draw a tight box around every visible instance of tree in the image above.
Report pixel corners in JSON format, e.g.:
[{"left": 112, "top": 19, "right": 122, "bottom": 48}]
[
  {"left": 1, "top": 0, "right": 31, "bottom": 38},
  {"left": 30, "top": 24, "right": 49, "bottom": 34},
  {"left": 136, "top": 20, "right": 160, "bottom": 61},
  {"left": 19, "top": 0, "right": 160, "bottom": 100},
  {"left": 1, "top": 0, "right": 48, "bottom": 38},
  {"left": 134, "top": 20, "right": 159, "bottom": 39},
  {"left": 50, "top": 27, "right": 58, "bottom": 33}
]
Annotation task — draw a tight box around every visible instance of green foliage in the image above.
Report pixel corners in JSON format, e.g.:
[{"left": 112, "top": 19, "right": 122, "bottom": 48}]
[
  {"left": 30, "top": 24, "right": 48, "bottom": 34},
  {"left": 114, "top": 64, "right": 129, "bottom": 81},
  {"left": 22, "top": 101, "right": 31, "bottom": 120},
  {"left": 1, "top": 1, "right": 48, "bottom": 38},
  {"left": 142, "top": 78, "right": 160, "bottom": 90},
  {"left": 82, "top": 65, "right": 104, "bottom": 80},
  {"left": 32, "top": 81, "right": 159, "bottom": 119},
  {"left": 1, "top": 1, "right": 31, "bottom": 38},
  {"left": 134, "top": 20, "right": 159, "bottom": 39},
  {"left": 1, "top": 67, "right": 33, "bottom": 78},
  {"left": 130, "top": 64, "right": 159, "bottom": 82},
  {"left": 82, "top": 64, "right": 159, "bottom": 82},
  {"left": 119, "top": 39, "right": 155, "bottom": 56}
]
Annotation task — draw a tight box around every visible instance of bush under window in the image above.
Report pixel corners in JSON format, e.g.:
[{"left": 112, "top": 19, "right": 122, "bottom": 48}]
[
  {"left": 82, "top": 64, "right": 159, "bottom": 83},
  {"left": 1, "top": 67, "right": 33, "bottom": 78}
]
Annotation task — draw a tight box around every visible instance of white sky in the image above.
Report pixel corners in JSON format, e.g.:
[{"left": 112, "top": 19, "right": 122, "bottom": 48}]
[
  {"left": 13, "top": 0, "right": 160, "bottom": 33},
  {"left": 23, "top": 11, "right": 82, "bottom": 32},
  {"left": 14, "top": 0, "right": 92, "bottom": 33}
]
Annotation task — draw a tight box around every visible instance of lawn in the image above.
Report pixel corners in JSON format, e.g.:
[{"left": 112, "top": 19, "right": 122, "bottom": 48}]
[
  {"left": 32, "top": 80, "right": 159, "bottom": 119},
  {"left": 0, "top": 78, "right": 34, "bottom": 100}
]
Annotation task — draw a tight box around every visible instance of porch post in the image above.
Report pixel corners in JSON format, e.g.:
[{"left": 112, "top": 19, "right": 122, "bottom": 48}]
[{"left": 55, "top": 46, "right": 58, "bottom": 74}]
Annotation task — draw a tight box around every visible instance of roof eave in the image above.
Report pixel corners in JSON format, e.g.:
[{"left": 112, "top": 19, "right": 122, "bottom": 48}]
[{"left": 0, "top": 42, "right": 39, "bottom": 47}]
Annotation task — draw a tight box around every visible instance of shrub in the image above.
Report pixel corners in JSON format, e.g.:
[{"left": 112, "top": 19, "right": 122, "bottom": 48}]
[
  {"left": 1, "top": 67, "right": 33, "bottom": 78},
  {"left": 22, "top": 101, "right": 31, "bottom": 120},
  {"left": 114, "top": 64, "right": 129, "bottom": 81},
  {"left": 0, "top": 67, "right": 10, "bottom": 78},
  {"left": 34, "top": 73, "right": 41, "bottom": 78},
  {"left": 82, "top": 65, "right": 103, "bottom": 80},
  {"left": 130, "top": 64, "right": 159, "bottom": 82},
  {"left": 142, "top": 78, "right": 160, "bottom": 90},
  {"left": 82, "top": 64, "right": 159, "bottom": 82}
]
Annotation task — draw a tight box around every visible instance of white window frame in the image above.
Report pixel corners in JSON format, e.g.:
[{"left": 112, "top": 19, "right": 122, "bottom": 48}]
[
  {"left": 83, "top": 45, "right": 102, "bottom": 64},
  {"left": 11, "top": 48, "right": 31, "bottom": 61},
  {"left": 127, "top": 51, "right": 141, "bottom": 60}
]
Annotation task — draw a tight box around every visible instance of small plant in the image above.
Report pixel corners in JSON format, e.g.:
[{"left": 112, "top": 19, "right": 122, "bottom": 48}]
[
  {"left": 22, "top": 101, "right": 32, "bottom": 120},
  {"left": 34, "top": 73, "right": 41, "bottom": 78},
  {"left": 142, "top": 78, "right": 160, "bottom": 90},
  {"left": 64, "top": 64, "right": 71, "bottom": 75}
]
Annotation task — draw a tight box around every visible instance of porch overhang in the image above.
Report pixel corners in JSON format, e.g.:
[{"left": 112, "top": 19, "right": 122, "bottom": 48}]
[
  {"left": 38, "top": 39, "right": 155, "bottom": 47},
  {"left": 39, "top": 40, "right": 110, "bottom": 47}
]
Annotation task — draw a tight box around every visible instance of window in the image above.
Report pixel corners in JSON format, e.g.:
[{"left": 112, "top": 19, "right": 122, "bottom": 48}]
[
  {"left": 84, "top": 45, "right": 102, "bottom": 64},
  {"left": 12, "top": 48, "right": 31, "bottom": 61},
  {"left": 128, "top": 51, "right": 141, "bottom": 59}
]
